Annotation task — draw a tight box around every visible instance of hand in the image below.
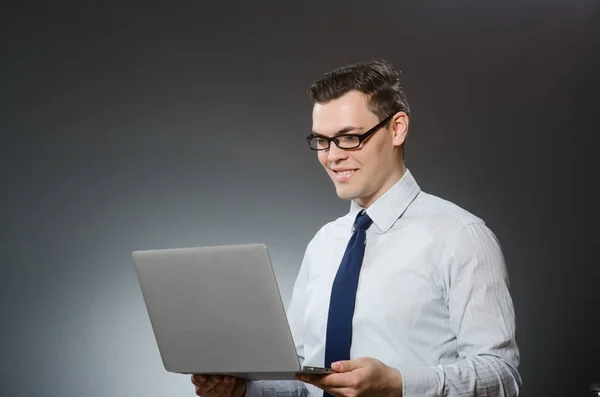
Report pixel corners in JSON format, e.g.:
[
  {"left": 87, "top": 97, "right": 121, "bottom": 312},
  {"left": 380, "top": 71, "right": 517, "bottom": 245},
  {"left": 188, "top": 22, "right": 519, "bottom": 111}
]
[
  {"left": 296, "top": 357, "right": 403, "bottom": 397},
  {"left": 191, "top": 375, "right": 246, "bottom": 397}
]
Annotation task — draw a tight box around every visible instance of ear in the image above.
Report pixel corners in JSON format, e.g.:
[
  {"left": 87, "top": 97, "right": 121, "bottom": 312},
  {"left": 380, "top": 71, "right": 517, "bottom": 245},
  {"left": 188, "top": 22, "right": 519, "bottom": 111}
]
[{"left": 391, "top": 112, "right": 409, "bottom": 148}]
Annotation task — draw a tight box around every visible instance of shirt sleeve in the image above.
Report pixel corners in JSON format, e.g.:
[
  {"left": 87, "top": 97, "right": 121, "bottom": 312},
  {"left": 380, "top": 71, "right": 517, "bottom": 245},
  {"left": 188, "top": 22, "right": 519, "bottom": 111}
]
[
  {"left": 243, "top": 241, "right": 314, "bottom": 397},
  {"left": 244, "top": 380, "right": 310, "bottom": 397},
  {"left": 400, "top": 222, "right": 522, "bottom": 397}
]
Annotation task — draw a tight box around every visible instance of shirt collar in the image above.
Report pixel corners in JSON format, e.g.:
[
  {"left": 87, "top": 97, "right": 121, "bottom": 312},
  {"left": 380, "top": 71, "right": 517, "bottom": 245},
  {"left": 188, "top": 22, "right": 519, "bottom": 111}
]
[{"left": 349, "top": 169, "right": 421, "bottom": 233}]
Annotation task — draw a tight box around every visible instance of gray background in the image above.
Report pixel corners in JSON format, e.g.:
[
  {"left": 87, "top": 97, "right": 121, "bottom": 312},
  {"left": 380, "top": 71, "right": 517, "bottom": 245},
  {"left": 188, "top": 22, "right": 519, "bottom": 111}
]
[{"left": 1, "top": 1, "right": 599, "bottom": 396}]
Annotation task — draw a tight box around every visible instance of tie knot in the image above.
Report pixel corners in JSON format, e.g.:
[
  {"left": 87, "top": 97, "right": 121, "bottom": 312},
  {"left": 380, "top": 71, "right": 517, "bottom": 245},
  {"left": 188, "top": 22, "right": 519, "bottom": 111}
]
[{"left": 354, "top": 211, "right": 373, "bottom": 231}]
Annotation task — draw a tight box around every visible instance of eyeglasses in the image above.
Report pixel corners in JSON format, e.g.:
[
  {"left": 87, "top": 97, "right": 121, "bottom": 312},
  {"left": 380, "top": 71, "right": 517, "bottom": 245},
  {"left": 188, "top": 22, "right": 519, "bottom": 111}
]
[{"left": 305, "top": 113, "right": 394, "bottom": 151}]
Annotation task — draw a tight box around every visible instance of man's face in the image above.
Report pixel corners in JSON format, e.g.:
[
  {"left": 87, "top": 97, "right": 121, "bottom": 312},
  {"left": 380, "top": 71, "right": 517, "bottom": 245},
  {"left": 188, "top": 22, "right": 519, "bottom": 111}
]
[{"left": 311, "top": 90, "right": 407, "bottom": 208}]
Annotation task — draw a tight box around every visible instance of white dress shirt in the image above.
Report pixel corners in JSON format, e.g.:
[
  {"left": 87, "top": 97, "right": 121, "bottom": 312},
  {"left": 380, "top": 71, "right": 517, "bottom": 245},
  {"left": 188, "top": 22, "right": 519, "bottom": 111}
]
[{"left": 246, "top": 169, "right": 521, "bottom": 397}]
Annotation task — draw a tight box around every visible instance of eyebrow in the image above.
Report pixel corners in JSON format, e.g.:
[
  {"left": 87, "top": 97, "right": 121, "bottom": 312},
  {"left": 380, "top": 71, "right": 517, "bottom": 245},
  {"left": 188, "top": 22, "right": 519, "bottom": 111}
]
[{"left": 311, "top": 126, "right": 363, "bottom": 137}]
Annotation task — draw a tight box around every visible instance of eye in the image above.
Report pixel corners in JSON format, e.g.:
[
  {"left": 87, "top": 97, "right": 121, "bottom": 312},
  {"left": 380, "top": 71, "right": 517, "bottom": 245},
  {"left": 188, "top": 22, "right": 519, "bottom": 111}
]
[
  {"left": 337, "top": 135, "right": 360, "bottom": 148},
  {"left": 315, "top": 137, "right": 329, "bottom": 147},
  {"left": 338, "top": 135, "right": 357, "bottom": 143}
]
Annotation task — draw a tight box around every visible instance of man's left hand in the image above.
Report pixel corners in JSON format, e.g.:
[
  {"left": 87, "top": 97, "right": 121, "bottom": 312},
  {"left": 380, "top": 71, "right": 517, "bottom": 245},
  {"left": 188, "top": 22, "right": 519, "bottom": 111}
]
[{"left": 296, "top": 357, "right": 403, "bottom": 397}]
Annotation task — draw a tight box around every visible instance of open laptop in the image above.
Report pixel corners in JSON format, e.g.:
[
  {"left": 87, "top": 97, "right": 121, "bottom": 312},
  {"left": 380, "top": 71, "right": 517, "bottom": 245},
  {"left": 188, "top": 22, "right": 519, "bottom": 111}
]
[{"left": 131, "top": 243, "right": 333, "bottom": 380}]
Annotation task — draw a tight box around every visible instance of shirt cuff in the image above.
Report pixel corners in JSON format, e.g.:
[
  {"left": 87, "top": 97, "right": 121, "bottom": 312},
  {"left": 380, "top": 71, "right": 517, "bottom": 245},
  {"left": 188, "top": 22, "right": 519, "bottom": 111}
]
[
  {"left": 399, "top": 366, "right": 443, "bottom": 397},
  {"left": 243, "top": 380, "right": 263, "bottom": 397}
]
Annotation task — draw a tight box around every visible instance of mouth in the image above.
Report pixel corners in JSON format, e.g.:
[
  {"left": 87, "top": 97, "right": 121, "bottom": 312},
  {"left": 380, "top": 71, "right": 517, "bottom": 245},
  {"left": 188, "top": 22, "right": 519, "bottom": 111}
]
[{"left": 331, "top": 169, "right": 357, "bottom": 182}]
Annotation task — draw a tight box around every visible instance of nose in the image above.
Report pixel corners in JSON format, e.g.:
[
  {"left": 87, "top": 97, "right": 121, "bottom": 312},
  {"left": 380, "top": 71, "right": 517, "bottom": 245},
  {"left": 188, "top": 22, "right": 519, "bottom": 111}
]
[{"left": 327, "top": 142, "right": 348, "bottom": 163}]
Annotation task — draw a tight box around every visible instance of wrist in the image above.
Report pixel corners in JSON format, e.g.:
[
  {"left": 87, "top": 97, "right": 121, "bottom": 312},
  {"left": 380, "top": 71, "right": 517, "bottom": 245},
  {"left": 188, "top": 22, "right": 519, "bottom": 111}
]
[{"left": 387, "top": 367, "right": 404, "bottom": 397}]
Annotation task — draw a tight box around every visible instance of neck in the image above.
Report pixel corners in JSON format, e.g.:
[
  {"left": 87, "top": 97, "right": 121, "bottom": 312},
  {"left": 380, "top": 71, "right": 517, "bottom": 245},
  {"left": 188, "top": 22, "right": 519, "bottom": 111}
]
[{"left": 356, "top": 164, "right": 406, "bottom": 208}]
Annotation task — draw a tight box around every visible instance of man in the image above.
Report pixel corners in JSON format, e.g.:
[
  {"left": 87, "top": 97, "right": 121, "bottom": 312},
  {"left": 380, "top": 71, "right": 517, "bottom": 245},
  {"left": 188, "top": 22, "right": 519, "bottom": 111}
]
[{"left": 192, "top": 59, "right": 521, "bottom": 397}]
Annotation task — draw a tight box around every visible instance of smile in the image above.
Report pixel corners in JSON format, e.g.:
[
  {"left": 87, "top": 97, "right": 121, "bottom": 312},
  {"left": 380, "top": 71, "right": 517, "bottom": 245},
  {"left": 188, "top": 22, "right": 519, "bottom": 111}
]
[{"left": 332, "top": 169, "right": 357, "bottom": 182}]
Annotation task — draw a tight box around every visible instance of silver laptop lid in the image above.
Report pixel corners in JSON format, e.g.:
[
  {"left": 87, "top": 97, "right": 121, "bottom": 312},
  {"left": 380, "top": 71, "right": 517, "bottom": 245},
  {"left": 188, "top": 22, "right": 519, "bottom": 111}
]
[{"left": 132, "top": 244, "right": 301, "bottom": 377}]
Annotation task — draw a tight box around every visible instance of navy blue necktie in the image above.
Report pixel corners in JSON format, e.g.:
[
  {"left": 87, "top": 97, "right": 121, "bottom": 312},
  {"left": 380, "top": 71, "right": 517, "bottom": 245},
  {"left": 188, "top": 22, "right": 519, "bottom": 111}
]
[{"left": 324, "top": 211, "right": 373, "bottom": 376}]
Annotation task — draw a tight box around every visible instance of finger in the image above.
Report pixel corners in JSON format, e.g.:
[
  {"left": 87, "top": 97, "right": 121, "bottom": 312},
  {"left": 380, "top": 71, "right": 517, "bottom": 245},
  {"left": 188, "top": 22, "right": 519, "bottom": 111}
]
[
  {"left": 297, "top": 378, "right": 347, "bottom": 397},
  {"left": 300, "top": 374, "right": 336, "bottom": 384},
  {"left": 297, "top": 374, "right": 320, "bottom": 384},
  {"left": 198, "top": 377, "right": 229, "bottom": 397},
  {"left": 222, "top": 378, "right": 237, "bottom": 396},
  {"left": 216, "top": 377, "right": 237, "bottom": 395},
  {"left": 300, "top": 375, "right": 329, "bottom": 389},
  {"left": 312, "top": 373, "right": 356, "bottom": 388},
  {"left": 301, "top": 373, "right": 349, "bottom": 388},
  {"left": 192, "top": 374, "right": 207, "bottom": 386},
  {"left": 300, "top": 373, "right": 338, "bottom": 381},
  {"left": 204, "top": 376, "right": 223, "bottom": 393},
  {"left": 193, "top": 381, "right": 214, "bottom": 397}
]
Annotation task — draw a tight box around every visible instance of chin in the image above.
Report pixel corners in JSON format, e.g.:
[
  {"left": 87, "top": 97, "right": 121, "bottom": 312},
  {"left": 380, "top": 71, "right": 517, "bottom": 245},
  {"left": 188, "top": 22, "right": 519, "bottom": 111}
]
[{"left": 334, "top": 185, "right": 358, "bottom": 201}]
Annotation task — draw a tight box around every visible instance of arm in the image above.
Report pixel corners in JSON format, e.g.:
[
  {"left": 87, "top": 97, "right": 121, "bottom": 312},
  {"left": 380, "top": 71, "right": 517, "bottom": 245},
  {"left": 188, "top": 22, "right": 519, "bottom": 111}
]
[
  {"left": 400, "top": 222, "right": 522, "bottom": 397},
  {"left": 244, "top": 244, "right": 313, "bottom": 397}
]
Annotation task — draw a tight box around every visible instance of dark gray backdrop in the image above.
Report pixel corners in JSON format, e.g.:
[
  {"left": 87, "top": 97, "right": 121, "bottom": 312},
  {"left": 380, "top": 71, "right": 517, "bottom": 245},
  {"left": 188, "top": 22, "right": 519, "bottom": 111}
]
[{"left": 1, "top": 1, "right": 599, "bottom": 396}]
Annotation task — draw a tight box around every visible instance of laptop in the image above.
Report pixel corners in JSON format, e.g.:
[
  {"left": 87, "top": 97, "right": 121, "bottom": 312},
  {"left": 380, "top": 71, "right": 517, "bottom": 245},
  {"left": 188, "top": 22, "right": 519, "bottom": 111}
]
[{"left": 131, "top": 243, "right": 333, "bottom": 380}]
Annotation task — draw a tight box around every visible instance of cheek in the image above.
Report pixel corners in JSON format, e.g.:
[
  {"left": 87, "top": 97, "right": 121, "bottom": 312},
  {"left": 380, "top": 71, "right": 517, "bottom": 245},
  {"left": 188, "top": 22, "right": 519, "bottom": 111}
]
[
  {"left": 317, "top": 153, "right": 328, "bottom": 168},
  {"left": 351, "top": 151, "right": 370, "bottom": 169},
  {"left": 359, "top": 141, "right": 387, "bottom": 166}
]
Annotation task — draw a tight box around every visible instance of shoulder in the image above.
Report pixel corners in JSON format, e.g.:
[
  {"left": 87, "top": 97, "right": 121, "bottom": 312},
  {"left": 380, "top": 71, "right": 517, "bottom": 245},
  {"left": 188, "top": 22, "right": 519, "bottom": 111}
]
[
  {"left": 406, "top": 191, "right": 503, "bottom": 256},
  {"left": 411, "top": 191, "right": 487, "bottom": 231}
]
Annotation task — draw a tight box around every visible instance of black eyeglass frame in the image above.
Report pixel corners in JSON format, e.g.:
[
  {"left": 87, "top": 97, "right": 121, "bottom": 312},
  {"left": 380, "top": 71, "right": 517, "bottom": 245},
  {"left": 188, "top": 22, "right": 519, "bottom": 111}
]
[{"left": 305, "top": 113, "right": 395, "bottom": 151}]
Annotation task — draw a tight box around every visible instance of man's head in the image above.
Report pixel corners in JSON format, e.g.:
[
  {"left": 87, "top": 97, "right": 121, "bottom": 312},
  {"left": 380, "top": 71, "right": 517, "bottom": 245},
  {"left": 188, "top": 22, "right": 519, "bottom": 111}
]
[{"left": 307, "top": 59, "right": 410, "bottom": 208}]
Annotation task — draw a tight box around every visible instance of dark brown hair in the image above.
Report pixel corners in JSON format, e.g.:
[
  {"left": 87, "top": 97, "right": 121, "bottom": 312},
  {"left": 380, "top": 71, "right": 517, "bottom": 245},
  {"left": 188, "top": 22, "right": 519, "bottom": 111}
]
[{"left": 308, "top": 59, "right": 410, "bottom": 120}]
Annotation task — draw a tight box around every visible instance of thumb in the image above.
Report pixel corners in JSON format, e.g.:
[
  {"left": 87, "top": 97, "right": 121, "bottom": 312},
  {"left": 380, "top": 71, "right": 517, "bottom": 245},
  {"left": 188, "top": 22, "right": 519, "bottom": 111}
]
[{"left": 331, "top": 359, "right": 360, "bottom": 372}]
